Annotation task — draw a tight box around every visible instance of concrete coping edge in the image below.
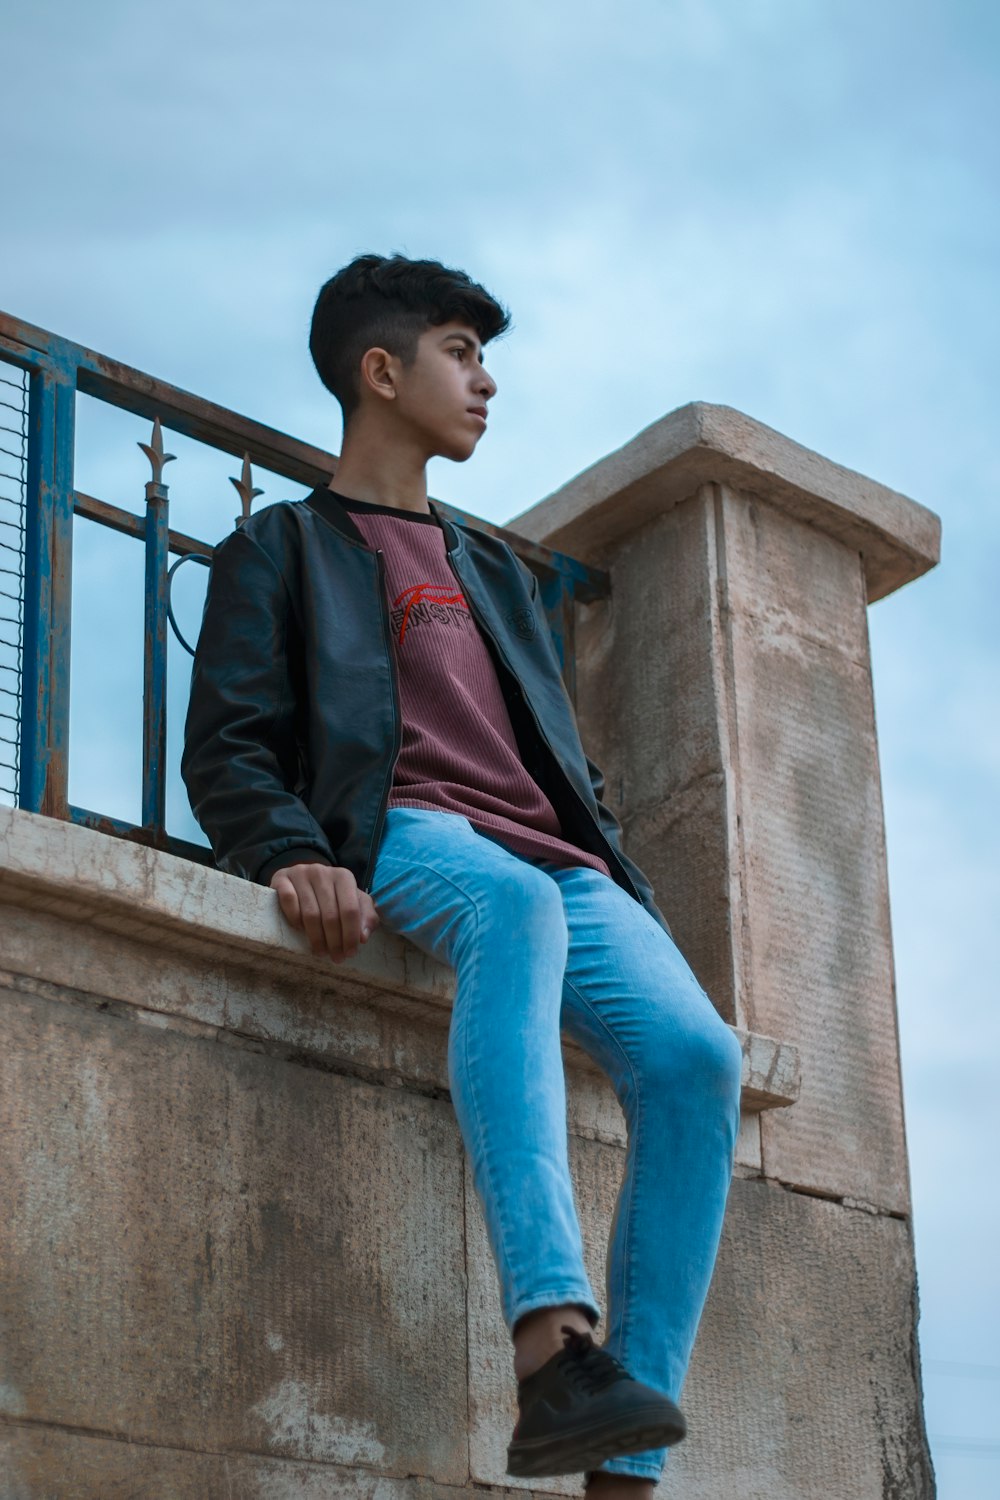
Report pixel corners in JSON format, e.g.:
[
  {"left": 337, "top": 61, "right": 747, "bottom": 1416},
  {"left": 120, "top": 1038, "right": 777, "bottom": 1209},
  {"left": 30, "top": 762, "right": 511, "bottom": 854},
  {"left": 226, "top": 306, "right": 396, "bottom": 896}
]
[{"left": 0, "top": 804, "right": 799, "bottom": 1111}]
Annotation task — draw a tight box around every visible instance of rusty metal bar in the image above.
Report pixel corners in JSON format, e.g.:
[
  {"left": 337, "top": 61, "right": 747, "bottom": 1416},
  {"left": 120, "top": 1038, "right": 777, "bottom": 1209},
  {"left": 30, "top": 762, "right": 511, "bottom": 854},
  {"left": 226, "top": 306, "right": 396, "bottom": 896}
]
[
  {"left": 67, "top": 801, "right": 215, "bottom": 865},
  {"left": 20, "top": 367, "right": 75, "bottom": 818},
  {"left": 0, "top": 312, "right": 337, "bottom": 488},
  {"left": 139, "top": 420, "right": 174, "bottom": 838},
  {"left": 73, "top": 491, "right": 207, "bottom": 558}
]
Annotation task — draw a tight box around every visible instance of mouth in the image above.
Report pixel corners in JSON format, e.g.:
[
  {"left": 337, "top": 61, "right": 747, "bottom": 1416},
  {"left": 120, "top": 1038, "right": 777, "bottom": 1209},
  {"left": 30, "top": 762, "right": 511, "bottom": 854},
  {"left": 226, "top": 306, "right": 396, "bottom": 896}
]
[{"left": 467, "top": 406, "right": 488, "bottom": 423}]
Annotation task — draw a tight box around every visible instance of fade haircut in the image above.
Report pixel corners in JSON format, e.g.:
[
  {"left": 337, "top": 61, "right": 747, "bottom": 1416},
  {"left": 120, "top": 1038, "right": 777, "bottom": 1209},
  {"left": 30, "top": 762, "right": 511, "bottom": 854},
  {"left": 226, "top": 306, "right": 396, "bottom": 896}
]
[{"left": 309, "top": 253, "right": 511, "bottom": 423}]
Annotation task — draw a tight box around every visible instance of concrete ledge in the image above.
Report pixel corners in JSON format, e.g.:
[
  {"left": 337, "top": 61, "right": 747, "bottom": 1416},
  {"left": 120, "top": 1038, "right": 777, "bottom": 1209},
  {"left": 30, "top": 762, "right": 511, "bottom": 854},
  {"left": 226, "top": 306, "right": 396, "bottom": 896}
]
[
  {"left": 0, "top": 805, "right": 799, "bottom": 1112},
  {"left": 508, "top": 401, "right": 941, "bottom": 602}
]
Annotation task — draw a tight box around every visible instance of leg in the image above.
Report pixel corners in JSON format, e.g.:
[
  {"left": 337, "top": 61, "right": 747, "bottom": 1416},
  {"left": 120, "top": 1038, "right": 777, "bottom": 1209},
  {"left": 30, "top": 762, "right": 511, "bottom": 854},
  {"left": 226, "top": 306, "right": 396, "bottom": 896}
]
[
  {"left": 544, "top": 863, "right": 744, "bottom": 1488},
  {"left": 585, "top": 1476, "right": 655, "bottom": 1500},
  {"left": 368, "top": 808, "right": 602, "bottom": 1338}
]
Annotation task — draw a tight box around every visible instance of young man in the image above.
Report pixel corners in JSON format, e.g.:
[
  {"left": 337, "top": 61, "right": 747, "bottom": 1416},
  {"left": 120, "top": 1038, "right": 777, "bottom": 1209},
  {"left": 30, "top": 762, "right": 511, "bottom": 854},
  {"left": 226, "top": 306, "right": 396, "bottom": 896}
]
[{"left": 181, "top": 254, "right": 743, "bottom": 1496}]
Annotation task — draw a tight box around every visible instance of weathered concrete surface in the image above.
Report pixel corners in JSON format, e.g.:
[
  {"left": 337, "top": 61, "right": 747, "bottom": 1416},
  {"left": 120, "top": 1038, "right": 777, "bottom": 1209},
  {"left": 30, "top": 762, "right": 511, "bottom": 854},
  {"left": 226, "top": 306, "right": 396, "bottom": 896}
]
[
  {"left": 509, "top": 401, "right": 941, "bottom": 603},
  {"left": 0, "top": 983, "right": 469, "bottom": 1482},
  {"left": 723, "top": 489, "right": 907, "bottom": 1204},
  {"left": 0, "top": 955, "right": 919, "bottom": 1500},
  {"left": 1, "top": 1427, "right": 481, "bottom": 1500},
  {"left": 0, "top": 806, "right": 793, "bottom": 1494},
  {"left": 672, "top": 1178, "right": 934, "bottom": 1499},
  {"left": 468, "top": 1171, "right": 933, "bottom": 1499}
]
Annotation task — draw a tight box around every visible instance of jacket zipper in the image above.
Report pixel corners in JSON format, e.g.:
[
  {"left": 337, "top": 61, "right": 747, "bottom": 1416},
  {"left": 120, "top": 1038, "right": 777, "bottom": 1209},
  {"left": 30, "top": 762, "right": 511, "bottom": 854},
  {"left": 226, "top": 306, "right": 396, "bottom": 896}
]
[
  {"left": 447, "top": 541, "right": 642, "bottom": 905},
  {"left": 361, "top": 549, "right": 403, "bottom": 892}
]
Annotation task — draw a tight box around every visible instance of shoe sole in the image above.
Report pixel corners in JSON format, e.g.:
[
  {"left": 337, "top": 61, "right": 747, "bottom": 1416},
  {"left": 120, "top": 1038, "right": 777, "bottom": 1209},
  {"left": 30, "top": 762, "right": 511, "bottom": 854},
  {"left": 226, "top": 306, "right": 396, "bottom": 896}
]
[{"left": 506, "top": 1403, "right": 686, "bottom": 1477}]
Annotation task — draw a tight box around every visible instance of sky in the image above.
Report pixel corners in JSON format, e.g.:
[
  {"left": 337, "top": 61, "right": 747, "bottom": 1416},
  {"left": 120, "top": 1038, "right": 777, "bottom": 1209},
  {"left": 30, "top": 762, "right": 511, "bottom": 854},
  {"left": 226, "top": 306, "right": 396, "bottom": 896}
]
[{"left": 2, "top": 1, "right": 998, "bottom": 1491}]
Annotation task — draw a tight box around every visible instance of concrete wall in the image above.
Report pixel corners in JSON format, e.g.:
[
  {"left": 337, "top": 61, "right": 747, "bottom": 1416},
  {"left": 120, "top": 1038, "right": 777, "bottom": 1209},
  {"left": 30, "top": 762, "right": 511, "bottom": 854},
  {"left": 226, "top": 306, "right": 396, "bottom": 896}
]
[{"left": 1, "top": 402, "right": 938, "bottom": 1497}]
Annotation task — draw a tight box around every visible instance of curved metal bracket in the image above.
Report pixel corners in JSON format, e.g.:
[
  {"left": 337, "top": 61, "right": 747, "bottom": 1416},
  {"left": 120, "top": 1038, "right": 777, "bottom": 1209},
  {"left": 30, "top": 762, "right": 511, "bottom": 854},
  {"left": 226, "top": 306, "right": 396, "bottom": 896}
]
[{"left": 166, "top": 551, "right": 213, "bottom": 656}]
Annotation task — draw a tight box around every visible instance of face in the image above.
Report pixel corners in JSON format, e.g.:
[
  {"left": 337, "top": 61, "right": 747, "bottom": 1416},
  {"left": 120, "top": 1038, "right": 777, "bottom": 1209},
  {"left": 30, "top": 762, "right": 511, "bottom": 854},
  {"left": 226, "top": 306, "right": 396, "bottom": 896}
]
[{"left": 386, "top": 319, "right": 498, "bottom": 462}]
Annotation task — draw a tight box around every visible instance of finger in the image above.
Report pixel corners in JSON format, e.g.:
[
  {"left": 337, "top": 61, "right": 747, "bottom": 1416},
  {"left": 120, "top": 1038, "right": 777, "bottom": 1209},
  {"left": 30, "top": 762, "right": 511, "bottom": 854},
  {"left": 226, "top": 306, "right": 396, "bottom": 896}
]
[
  {"left": 331, "top": 869, "right": 362, "bottom": 959},
  {"left": 271, "top": 873, "right": 303, "bottom": 930},
  {"left": 319, "top": 891, "right": 352, "bottom": 962},
  {"left": 298, "top": 877, "right": 342, "bottom": 959},
  {"left": 359, "top": 893, "right": 380, "bottom": 939}
]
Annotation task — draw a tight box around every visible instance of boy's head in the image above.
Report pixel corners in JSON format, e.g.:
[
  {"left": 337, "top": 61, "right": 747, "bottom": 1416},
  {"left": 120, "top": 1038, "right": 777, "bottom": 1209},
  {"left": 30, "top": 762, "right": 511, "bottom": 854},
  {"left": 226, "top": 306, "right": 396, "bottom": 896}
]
[{"left": 309, "top": 254, "right": 511, "bottom": 452}]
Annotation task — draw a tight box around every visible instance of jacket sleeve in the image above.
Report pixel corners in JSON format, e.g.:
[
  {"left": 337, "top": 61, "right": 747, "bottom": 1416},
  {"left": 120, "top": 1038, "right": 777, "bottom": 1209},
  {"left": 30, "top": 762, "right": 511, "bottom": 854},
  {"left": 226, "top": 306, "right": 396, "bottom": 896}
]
[
  {"left": 519, "top": 552, "right": 675, "bottom": 943},
  {"left": 181, "top": 525, "right": 337, "bottom": 885}
]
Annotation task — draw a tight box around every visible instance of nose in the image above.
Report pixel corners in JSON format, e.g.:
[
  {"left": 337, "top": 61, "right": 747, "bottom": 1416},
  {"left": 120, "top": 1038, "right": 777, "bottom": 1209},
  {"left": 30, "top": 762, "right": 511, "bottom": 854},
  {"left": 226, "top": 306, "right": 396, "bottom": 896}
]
[{"left": 477, "top": 366, "right": 497, "bottom": 401}]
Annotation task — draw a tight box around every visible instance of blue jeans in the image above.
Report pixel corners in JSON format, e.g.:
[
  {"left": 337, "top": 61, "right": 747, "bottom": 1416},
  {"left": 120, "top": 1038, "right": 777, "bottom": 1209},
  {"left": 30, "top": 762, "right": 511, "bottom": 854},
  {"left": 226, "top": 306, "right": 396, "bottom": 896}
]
[{"left": 369, "top": 807, "right": 743, "bottom": 1483}]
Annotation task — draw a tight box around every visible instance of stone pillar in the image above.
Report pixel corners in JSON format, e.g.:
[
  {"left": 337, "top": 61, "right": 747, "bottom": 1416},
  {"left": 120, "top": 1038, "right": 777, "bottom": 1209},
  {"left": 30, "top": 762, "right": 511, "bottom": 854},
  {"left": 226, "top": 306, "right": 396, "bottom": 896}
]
[{"left": 512, "top": 401, "right": 940, "bottom": 1493}]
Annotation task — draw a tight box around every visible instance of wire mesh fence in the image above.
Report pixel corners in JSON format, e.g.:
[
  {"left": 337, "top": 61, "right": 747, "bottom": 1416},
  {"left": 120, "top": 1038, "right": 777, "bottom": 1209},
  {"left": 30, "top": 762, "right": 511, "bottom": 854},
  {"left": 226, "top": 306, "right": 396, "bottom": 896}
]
[{"left": 0, "top": 357, "right": 27, "bottom": 807}]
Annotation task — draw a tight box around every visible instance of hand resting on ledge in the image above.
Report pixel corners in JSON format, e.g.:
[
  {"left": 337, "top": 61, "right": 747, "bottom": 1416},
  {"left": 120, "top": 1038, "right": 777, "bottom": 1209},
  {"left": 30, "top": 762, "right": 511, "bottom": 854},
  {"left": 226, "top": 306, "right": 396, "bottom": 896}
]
[{"left": 269, "top": 860, "right": 381, "bottom": 965}]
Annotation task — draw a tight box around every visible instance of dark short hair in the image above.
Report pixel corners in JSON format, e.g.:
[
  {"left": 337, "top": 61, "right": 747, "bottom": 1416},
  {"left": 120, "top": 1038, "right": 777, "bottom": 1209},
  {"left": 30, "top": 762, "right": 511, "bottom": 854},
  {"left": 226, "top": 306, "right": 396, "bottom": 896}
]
[{"left": 309, "top": 253, "right": 511, "bottom": 422}]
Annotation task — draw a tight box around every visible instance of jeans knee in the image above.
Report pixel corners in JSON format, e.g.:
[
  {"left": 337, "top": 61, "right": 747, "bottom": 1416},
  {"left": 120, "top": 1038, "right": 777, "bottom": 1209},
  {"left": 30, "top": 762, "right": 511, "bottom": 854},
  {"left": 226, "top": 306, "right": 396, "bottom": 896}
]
[
  {"left": 712, "top": 1017, "right": 745, "bottom": 1109},
  {"left": 482, "top": 862, "right": 567, "bottom": 949},
  {"left": 655, "top": 1001, "right": 743, "bottom": 1111}
]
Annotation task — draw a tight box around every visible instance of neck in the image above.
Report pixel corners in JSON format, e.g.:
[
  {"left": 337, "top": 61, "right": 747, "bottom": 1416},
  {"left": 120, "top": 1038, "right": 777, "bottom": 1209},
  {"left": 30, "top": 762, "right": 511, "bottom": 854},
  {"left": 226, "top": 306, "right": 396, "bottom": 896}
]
[{"left": 329, "top": 412, "right": 431, "bottom": 515}]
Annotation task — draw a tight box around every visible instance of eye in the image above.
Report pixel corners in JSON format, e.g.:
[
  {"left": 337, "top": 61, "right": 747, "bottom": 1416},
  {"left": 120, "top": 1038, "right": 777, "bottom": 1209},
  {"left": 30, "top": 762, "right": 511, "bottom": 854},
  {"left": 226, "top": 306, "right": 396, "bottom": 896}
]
[{"left": 449, "top": 346, "right": 465, "bottom": 359}]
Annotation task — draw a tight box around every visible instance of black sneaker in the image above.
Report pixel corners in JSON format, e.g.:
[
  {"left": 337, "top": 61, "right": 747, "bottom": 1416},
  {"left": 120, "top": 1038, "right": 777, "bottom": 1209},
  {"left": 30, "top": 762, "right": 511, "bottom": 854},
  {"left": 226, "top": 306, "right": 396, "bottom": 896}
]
[{"left": 506, "top": 1324, "right": 686, "bottom": 1477}]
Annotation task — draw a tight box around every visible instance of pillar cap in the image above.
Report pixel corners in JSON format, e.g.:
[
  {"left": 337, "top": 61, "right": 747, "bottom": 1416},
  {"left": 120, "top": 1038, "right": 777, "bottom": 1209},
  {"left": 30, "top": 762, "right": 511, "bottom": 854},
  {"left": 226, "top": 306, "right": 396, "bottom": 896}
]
[{"left": 508, "top": 401, "right": 940, "bottom": 602}]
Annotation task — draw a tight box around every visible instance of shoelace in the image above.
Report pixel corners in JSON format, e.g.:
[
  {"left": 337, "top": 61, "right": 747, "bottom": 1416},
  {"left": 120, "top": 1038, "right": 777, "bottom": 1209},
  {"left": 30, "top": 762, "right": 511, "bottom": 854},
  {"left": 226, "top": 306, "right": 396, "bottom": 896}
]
[{"left": 554, "top": 1324, "right": 631, "bottom": 1395}]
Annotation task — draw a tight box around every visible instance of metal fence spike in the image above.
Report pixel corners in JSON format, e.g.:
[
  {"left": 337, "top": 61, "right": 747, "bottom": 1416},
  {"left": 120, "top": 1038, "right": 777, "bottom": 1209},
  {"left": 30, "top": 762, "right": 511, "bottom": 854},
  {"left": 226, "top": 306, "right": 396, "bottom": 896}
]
[
  {"left": 137, "top": 415, "right": 176, "bottom": 489},
  {"left": 230, "top": 451, "right": 264, "bottom": 524}
]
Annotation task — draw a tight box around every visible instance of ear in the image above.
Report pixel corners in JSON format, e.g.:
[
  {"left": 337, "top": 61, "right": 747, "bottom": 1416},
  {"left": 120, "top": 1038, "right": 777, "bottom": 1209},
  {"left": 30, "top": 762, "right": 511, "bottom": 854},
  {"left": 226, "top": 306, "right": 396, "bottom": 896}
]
[{"left": 358, "top": 346, "right": 399, "bottom": 404}]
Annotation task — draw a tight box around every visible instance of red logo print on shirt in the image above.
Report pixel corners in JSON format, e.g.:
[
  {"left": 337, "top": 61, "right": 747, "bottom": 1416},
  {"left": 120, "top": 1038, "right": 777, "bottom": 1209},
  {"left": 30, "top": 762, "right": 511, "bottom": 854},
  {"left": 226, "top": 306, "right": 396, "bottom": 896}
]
[{"left": 391, "top": 582, "right": 471, "bottom": 644}]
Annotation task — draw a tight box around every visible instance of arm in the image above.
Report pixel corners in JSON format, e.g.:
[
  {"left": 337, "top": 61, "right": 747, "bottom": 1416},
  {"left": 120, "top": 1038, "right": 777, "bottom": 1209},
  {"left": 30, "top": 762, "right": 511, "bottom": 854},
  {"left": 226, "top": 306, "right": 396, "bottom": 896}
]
[{"left": 181, "top": 524, "right": 337, "bottom": 885}]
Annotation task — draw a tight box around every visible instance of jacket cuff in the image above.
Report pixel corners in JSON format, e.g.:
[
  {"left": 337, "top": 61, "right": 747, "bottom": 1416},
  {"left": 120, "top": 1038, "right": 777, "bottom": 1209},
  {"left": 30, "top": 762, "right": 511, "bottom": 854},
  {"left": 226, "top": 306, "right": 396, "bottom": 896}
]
[{"left": 256, "top": 847, "right": 336, "bottom": 886}]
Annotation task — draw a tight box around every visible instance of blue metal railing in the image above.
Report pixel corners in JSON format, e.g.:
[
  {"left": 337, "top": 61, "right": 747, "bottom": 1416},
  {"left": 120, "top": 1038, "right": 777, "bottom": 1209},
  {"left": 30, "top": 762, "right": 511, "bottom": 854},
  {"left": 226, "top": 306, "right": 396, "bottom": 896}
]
[{"left": 0, "top": 310, "right": 609, "bottom": 864}]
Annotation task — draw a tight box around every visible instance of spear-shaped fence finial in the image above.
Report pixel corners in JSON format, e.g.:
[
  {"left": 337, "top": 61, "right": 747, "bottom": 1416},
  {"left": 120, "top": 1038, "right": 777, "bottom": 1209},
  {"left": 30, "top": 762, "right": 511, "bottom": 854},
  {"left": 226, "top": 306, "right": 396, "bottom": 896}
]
[
  {"left": 230, "top": 452, "right": 264, "bottom": 526},
  {"left": 138, "top": 416, "right": 176, "bottom": 494}
]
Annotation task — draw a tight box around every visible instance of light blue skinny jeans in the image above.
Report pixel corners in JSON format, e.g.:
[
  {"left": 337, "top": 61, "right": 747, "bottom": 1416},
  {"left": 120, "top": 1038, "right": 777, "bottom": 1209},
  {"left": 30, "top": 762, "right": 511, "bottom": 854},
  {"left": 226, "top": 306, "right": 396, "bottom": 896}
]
[{"left": 369, "top": 807, "right": 743, "bottom": 1484}]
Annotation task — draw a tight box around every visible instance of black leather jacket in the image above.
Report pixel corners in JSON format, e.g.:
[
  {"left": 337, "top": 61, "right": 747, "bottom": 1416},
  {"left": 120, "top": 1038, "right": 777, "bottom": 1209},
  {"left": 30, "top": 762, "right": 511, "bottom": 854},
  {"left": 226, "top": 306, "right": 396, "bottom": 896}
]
[{"left": 181, "top": 484, "right": 673, "bottom": 939}]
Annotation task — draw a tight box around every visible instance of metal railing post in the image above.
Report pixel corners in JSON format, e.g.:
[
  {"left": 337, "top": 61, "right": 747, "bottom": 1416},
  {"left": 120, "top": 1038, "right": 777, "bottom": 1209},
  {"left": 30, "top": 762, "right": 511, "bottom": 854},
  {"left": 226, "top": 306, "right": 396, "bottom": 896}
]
[
  {"left": 139, "top": 418, "right": 174, "bottom": 838},
  {"left": 20, "top": 367, "right": 75, "bottom": 817}
]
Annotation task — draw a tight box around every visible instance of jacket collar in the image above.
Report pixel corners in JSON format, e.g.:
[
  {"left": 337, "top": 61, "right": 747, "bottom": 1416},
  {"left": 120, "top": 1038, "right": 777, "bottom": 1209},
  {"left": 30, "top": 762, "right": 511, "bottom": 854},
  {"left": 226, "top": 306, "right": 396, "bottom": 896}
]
[
  {"left": 430, "top": 499, "right": 463, "bottom": 555},
  {"left": 303, "top": 484, "right": 463, "bottom": 556},
  {"left": 303, "top": 485, "right": 368, "bottom": 546}
]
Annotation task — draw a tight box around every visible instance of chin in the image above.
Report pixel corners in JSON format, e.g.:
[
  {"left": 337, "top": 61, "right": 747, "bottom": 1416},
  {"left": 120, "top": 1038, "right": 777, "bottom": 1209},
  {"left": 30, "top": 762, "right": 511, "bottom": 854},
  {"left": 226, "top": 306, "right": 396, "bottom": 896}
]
[{"left": 440, "top": 439, "right": 478, "bottom": 463}]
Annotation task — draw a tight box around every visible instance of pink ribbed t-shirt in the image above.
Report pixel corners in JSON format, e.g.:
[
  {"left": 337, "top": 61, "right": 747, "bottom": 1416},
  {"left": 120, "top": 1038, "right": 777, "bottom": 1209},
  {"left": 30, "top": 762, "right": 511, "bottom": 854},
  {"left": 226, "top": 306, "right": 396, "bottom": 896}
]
[{"left": 338, "top": 494, "right": 611, "bottom": 878}]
